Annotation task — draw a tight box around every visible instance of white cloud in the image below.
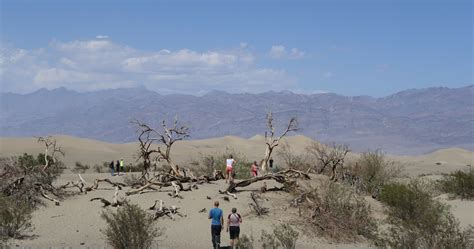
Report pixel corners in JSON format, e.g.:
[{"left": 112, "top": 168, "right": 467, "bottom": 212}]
[
  {"left": 269, "top": 45, "right": 286, "bottom": 59},
  {"left": 95, "top": 35, "right": 109, "bottom": 39},
  {"left": 1, "top": 39, "right": 296, "bottom": 94},
  {"left": 289, "top": 48, "right": 305, "bottom": 59},
  {"left": 269, "top": 45, "right": 306, "bottom": 59}
]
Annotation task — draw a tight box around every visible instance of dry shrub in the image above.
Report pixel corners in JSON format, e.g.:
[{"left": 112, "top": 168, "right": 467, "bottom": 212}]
[
  {"left": 72, "top": 161, "right": 90, "bottom": 173},
  {"left": 1, "top": 154, "right": 65, "bottom": 209},
  {"left": 260, "top": 229, "right": 280, "bottom": 249},
  {"left": 101, "top": 201, "right": 161, "bottom": 249},
  {"left": 277, "top": 141, "right": 310, "bottom": 171},
  {"left": 377, "top": 180, "right": 473, "bottom": 248},
  {"left": 301, "top": 180, "right": 377, "bottom": 242},
  {"left": 93, "top": 162, "right": 110, "bottom": 173},
  {"left": 238, "top": 233, "right": 255, "bottom": 249},
  {"left": 273, "top": 223, "right": 299, "bottom": 249},
  {"left": 0, "top": 194, "right": 33, "bottom": 241},
  {"left": 123, "top": 173, "right": 140, "bottom": 186},
  {"left": 439, "top": 168, "right": 474, "bottom": 200},
  {"left": 258, "top": 224, "right": 299, "bottom": 249}
]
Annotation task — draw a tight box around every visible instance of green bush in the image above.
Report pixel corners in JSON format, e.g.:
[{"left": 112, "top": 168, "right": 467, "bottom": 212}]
[
  {"left": 191, "top": 147, "right": 252, "bottom": 179},
  {"left": 439, "top": 169, "right": 474, "bottom": 199},
  {"left": 101, "top": 202, "right": 161, "bottom": 249},
  {"left": 351, "top": 150, "right": 402, "bottom": 195},
  {"left": 0, "top": 194, "right": 33, "bottom": 241},
  {"left": 377, "top": 181, "right": 473, "bottom": 248}
]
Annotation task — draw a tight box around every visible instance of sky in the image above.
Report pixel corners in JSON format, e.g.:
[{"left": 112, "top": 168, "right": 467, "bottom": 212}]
[{"left": 0, "top": 0, "right": 472, "bottom": 96}]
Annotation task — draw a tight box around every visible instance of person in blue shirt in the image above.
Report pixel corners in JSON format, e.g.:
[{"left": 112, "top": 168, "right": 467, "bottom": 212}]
[{"left": 209, "top": 200, "right": 224, "bottom": 249}]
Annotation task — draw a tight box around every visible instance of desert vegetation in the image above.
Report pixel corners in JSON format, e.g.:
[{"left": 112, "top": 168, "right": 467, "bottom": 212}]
[
  {"left": 101, "top": 201, "right": 162, "bottom": 249},
  {"left": 293, "top": 179, "right": 377, "bottom": 242},
  {"left": 438, "top": 168, "right": 474, "bottom": 199},
  {"left": 376, "top": 180, "right": 473, "bottom": 248},
  {"left": 1, "top": 112, "right": 473, "bottom": 249},
  {"left": 348, "top": 150, "right": 402, "bottom": 196}
]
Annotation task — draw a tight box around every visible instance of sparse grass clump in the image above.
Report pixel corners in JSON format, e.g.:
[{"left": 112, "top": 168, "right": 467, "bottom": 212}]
[
  {"left": 72, "top": 161, "right": 90, "bottom": 173},
  {"left": 101, "top": 201, "right": 161, "bottom": 249},
  {"left": 438, "top": 168, "right": 474, "bottom": 199},
  {"left": 259, "top": 224, "right": 299, "bottom": 249},
  {"left": 238, "top": 233, "right": 255, "bottom": 249},
  {"left": 273, "top": 223, "right": 299, "bottom": 249},
  {"left": 376, "top": 180, "right": 473, "bottom": 248},
  {"left": 301, "top": 180, "right": 377, "bottom": 242}
]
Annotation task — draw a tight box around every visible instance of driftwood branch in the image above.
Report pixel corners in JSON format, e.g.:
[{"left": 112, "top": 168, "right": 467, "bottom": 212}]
[
  {"left": 249, "top": 192, "right": 268, "bottom": 215},
  {"left": 148, "top": 200, "right": 184, "bottom": 220}
]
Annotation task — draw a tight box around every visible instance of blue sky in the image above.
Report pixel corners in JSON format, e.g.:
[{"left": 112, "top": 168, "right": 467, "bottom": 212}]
[{"left": 1, "top": 0, "right": 472, "bottom": 96}]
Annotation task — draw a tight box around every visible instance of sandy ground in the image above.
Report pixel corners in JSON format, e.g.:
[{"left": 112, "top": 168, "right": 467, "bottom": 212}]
[
  {"left": 8, "top": 173, "right": 373, "bottom": 249},
  {"left": 2, "top": 135, "right": 473, "bottom": 248}
]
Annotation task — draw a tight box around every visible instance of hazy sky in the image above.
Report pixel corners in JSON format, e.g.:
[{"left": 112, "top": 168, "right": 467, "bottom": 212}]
[{"left": 1, "top": 0, "right": 472, "bottom": 96}]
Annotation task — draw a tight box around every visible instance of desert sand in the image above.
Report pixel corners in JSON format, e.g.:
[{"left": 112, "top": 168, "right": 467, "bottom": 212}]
[{"left": 1, "top": 135, "right": 473, "bottom": 248}]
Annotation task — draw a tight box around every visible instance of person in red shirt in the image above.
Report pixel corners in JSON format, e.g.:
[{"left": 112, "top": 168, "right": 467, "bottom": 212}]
[{"left": 251, "top": 161, "right": 258, "bottom": 177}]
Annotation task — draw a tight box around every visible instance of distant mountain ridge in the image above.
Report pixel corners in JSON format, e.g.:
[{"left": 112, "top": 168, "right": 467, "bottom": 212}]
[{"left": 1, "top": 85, "right": 473, "bottom": 155}]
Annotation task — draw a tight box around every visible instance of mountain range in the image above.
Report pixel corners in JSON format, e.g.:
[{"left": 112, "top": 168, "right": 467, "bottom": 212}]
[{"left": 1, "top": 85, "right": 473, "bottom": 155}]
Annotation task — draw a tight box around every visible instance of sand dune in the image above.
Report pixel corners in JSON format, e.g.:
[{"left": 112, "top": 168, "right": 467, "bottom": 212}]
[
  {"left": 2, "top": 135, "right": 473, "bottom": 248},
  {"left": 0, "top": 135, "right": 315, "bottom": 169}
]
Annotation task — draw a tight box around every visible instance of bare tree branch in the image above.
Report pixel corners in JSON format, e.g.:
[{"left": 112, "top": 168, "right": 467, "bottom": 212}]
[
  {"left": 306, "top": 142, "right": 350, "bottom": 180},
  {"left": 36, "top": 136, "right": 65, "bottom": 171},
  {"left": 261, "top": 112, "right": 298, "bottom": 172},
  {"left": 132, "top": 118, "right": 189, "bottom": 178}
]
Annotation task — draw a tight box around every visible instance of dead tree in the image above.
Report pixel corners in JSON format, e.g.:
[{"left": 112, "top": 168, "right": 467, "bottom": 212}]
[
  {"left": 36, "top": 136, "right": 65, "bottom": 171},
  {"left": 132, "top": 118, "right": 189, "bottom": 177},
  {"left": 260, "top": 112, "right": 298, "bottom": 173},
  {"left": 306, "top": 142, "right": 350, "bottom": 180}
]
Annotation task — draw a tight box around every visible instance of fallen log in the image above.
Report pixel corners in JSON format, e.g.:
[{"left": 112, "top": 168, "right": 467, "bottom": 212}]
[
  {"left": 91, "top": 178, "right": 127, "bottom": 190},
  {"left": 223, "top": 173, "right": 290, "bottom": 193},
  {"left": 125, "top": 181, "right": 172, "bottom": 195},
  {"left": 277, "top": 169, "right": 311, "bottom": 179}
]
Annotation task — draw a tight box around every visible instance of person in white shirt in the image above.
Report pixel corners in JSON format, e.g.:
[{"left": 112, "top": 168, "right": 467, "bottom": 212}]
[{"left": 226, "top": 155, "right": 236, "bottom": 183}]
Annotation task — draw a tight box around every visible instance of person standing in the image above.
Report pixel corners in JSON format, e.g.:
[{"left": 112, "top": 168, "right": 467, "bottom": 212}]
[
  {"left": 226, "top": 207, "right": 242, "bottom": 249},
  {"left": 115, "top": 160, "right": 120, "bottom": 176},
  {"left": 226, "top": 155, "right": 236, "bottom": 183},
  {"left": 209, "top": 201, "right": 224, "bottom": 249},
  {"left": 251, "top": 161, "right": 258, "bottom": 177},
  {"left": 120, "top": 158, "right": 125, "bottom": 174},
  {"left": 109, "top": 160, "right": 115, "bottom": 176}
]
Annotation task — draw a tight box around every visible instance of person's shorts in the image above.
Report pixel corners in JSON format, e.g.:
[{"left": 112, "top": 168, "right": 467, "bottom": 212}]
[
  {"left": 226, "top": 166, "right": 233, "bottom": 173},
  {"left": 251, "top": 171, "right": 258, "bottom": 177},
  {"left": 229, "top": 226, "right": 240, "bottom": 239}
]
